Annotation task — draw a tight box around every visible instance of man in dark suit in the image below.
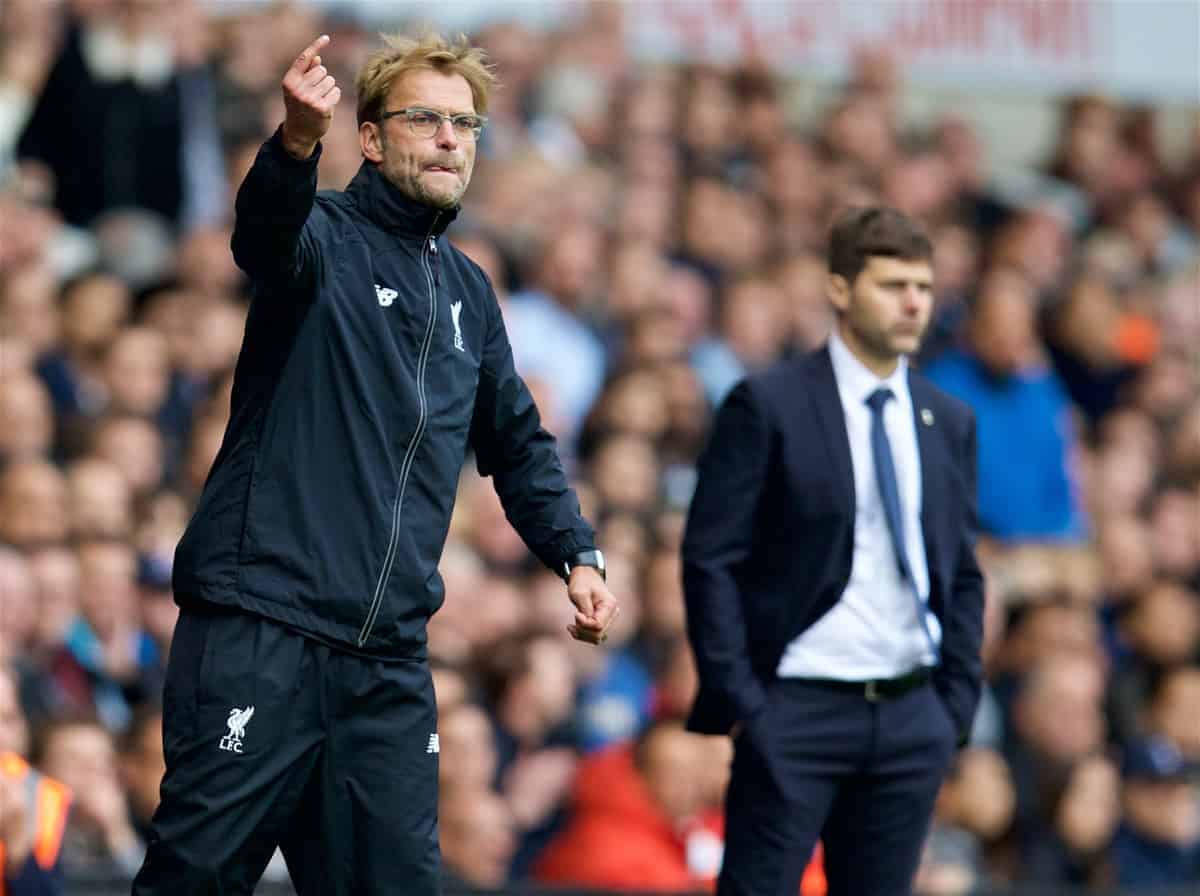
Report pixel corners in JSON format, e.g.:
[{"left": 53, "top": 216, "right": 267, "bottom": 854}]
[{"left": 683, "top": 206, "right": 985, "bottom": 896}]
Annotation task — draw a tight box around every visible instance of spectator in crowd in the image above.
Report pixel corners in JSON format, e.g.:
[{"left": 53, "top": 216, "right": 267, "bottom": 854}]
[
  {"left": 0, "top": 459, "right": 70, "bottom": 550},
  {"left": 0, "top": 265, "right": 61, "bottom": 363},
  {"left": 35, "top": 273, "right": 132, "bottom": 427},
  {"left": 1046, "top": 94, "right": 1123, "bottom": 216},
  {"left": 0, "top": 372, "right": 55, "bottom": 463},
  {"left": 32, "top": 716, "right": 142, "bottom": 878},
  {"left": 437, "top": 701, "right": 500, "bottom": 794},
  {"left": 1021, "top": 754, "right": 1122, "bottom": 888},
  {"left": 98, "top": 326, "right": 192, "bottom": 456},
  {"left": 24, "top": 543, "right": 81, "bottom": 661},
  {"left": 534, "top": 719, "right": 723, "bottom": 891},
  {"left": 0, "top": 548, "right": 39, "bottom": 668},
  {"left": 1113, "top": 737, "right": 1200, "bottom": 887},
  {"left": 691, "top": 275, "right": 790, "bottom": 405},
  {"left": 1107, "top": 581, "right": 1200, "bottom": 747},
  {"left": 1144, "top": 665, "right": 1200, "bottom": 761},
  {"left": 504, "top": 224, "right": 608, "bottom": 441},
  {"left": 1094, "top": 511, "right": 1157, "bottom": 611},
  {"left": 1148, "top": 485, "right": 1200, "bottom": 583},
  {"left": 1, "top": 666, "right": 71, "bottom": 896},
  {"left": 1044, "top": 273, "right": 1146, "bottom": 426},
  {"left": 1005, "top": 654, "right": 1107, "bottom": 834},
  {"left": 16, "top": 0, "right": 220, "bottom": 231},
  {"left": 480, "top": 632, "right": 580, "bottom": 877},
  {"left": 65, "top": 457, "right": 133, "bottom": 540},
  {"left": 924, "top": 266, "right": 1087, "bottom": 541},
  {"left": 89, "top": 414, "right": 167, "bottom": 502},
  {"left": 439, "top": 785, "right": 518, "bottom": 890},
  {"left": 40, "top": 539, "right": 161, "bottom": 732}
]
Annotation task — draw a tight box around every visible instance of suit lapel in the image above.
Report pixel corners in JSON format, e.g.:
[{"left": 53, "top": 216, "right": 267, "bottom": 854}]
[
  {"left": 809, "top": 346, "right": 855, "bottom": 514},
  {"left": 908, "top": 374, "right": 943, "bottom": 575}
]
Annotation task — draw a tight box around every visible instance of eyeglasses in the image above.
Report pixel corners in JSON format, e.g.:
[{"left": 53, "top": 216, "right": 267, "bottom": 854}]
[{"left": 379, "top": 107, "right": 487, "bottom": 141}]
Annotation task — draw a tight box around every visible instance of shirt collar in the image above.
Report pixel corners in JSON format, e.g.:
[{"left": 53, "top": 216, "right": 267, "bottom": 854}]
[
  {"left": 828, "top": 325, "right": 909, "bottom": 404},
  {"left": 346, "top": 161, "right": 458, "bottom": 239}
]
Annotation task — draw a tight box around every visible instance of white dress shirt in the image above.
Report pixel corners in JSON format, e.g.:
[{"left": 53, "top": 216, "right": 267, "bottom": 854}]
[{"left": 776, "top": 328, "right": 941, "bottom": 680}]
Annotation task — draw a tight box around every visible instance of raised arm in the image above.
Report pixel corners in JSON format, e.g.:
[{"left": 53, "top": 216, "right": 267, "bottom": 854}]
[{"left": 230, "top": 35, "right": 341, "bottom": 287}]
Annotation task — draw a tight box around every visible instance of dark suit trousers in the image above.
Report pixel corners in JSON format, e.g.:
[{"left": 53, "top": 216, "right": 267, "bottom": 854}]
[{"left": 718, "top": 678, "right": 958, "bottom": 896}]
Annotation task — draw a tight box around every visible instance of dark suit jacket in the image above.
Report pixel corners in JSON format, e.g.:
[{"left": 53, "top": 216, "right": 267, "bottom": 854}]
[{"left": 682, "top": 345, "right": 985, "bottom": 742}]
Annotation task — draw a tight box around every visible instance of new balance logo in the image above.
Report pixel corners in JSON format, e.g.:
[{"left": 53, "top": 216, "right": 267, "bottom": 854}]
[
  {"left": 220, "top": 706, "right": 255, "bottom": 754},
  {"left": 375, "top": 284, "right": 398, "bottom": 307},
  {"left": 449, "top": 301, "right": 464, "bottom": 352},
  {"left": 426, "top": 733, "right": 440, "bottom": 754}
]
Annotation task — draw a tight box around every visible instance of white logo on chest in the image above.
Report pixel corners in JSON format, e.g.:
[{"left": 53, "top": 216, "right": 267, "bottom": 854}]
[
  {"left": 375, "top": 284, "right": 398, "bottom": 307},
  {"left": 450, "top": 301, "right": 465, "bottom": 352}
]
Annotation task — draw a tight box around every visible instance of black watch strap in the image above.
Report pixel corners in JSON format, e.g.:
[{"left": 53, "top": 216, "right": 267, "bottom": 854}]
[{"left": 562, "top": 549, "right": 605, "bottom": 581}]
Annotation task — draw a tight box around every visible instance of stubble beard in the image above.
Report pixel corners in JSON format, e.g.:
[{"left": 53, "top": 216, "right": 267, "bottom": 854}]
[
  {"left": 380, "top": 139, "right": 466, "bottom": 210},
  {"left": 410, "top": 172, "right": 464, "bottom": 210},
  {"left": 383, "top": 165, "right": 461, "bottom": 210},
  {"left": 851, "top": 316, "right": 921, "bottom": 364}
]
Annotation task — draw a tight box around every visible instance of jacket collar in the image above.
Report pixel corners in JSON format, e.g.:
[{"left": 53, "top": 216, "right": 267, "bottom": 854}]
[
  {"left": 808, "top": 345, "right": 856, "bottom": 514},
  {"left": 346, "top": 161, "right": 458, "bottom": 239}
]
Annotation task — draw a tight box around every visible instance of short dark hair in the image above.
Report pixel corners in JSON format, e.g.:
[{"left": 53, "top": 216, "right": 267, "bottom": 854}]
[{"left": 828, "top": 206, "right": 933, "bottom": 283}]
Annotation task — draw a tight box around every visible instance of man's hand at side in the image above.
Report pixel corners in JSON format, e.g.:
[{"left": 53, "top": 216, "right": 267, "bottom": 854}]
[
  {"left": 280, "top": 34, "right": 341, "bottom": 160},
  {"left": 566, "top": 566, "right": 619, "bottom": 646}
]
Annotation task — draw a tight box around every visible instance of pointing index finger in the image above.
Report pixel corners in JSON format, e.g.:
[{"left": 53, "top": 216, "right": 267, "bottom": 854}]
[{"left": 291, "top": 35, "right": 330, "bottom": 74}]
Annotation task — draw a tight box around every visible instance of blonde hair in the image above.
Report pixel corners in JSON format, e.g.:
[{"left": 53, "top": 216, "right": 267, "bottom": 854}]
[{"left": 355, "top": 32, "right": 497, "bottom": 126}]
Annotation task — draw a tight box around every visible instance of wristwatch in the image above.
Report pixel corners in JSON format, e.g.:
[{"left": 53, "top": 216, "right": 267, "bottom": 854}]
[{"left": 562, "top": 549, "right": 606, "bottom": 582}]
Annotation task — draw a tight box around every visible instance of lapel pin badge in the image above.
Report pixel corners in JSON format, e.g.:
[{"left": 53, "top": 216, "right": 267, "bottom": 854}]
[{"left": 921, "top": 408, "right": 934, "bottom": 426}]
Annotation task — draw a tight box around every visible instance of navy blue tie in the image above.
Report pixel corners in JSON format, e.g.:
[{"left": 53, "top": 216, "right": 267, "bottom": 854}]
[{"left": 865, "top": 387, "right": 939, "bottom": 662}]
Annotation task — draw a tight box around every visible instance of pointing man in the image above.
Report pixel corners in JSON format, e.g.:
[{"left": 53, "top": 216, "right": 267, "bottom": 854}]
[{"left": 132, "top": 33, "right": 616, "bottom": 896}]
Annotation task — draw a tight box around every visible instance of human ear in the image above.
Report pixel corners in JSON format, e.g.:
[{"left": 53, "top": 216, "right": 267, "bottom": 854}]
[
  {"left": 828, "top": 273, "right": 851, "bottom": 314},
  {"left": 360, "top": 121, "right": 384, "bottom": 163}
]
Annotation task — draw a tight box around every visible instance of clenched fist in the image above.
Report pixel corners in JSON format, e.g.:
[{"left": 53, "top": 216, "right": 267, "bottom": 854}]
[{"left": 280, "top": 35, "right": 342, "bottom": 160}]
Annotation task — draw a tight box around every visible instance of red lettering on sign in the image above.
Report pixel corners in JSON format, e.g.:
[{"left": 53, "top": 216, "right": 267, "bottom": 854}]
[{"left": 646, "top": 0, "right": 1094, "bottom": 68}]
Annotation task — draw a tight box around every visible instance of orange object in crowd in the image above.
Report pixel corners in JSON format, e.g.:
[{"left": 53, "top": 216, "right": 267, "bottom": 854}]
[
  {"left": 1114, "top": 314, "right": 1160, "bottom": 364},
  {"left": 0, "top": 751, "right": 72, "bottom": 893},
  {"left": 801, "top": 841, "right": 827, "bottom": 896}
]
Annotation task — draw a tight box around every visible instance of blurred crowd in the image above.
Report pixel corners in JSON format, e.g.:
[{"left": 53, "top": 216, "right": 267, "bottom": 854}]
[{"left": 1, "top": 0, "right": 1198, "bottom": 893}]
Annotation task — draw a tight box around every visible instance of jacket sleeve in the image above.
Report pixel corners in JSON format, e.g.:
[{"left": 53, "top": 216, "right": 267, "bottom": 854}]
[
  {"left": 681, "top": 379, "right": 771, "bottom": 732},
  {"left": 934, "top": 411, "right": 986, "bottom": 746},
  {"left": 469, "top": 283, "right": 595, "bottom": 574},
  {"left": 229, "top": 126, "right": 324, "bottom": 290}
]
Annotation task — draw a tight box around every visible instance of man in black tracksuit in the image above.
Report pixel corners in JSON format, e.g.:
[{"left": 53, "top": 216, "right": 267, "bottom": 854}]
[{"left": 131, "top": 33, "right": 618, "bottom": 895}]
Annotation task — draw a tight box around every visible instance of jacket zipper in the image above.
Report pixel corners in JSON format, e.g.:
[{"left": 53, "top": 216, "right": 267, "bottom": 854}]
[{"left": 357, "top": 216, "right": 442, "bottom": 647}]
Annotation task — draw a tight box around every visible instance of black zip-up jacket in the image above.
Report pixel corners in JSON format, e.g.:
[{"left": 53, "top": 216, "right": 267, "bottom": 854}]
[{"left": 173, "top": 129, "right": 595, "bottom": 657}]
